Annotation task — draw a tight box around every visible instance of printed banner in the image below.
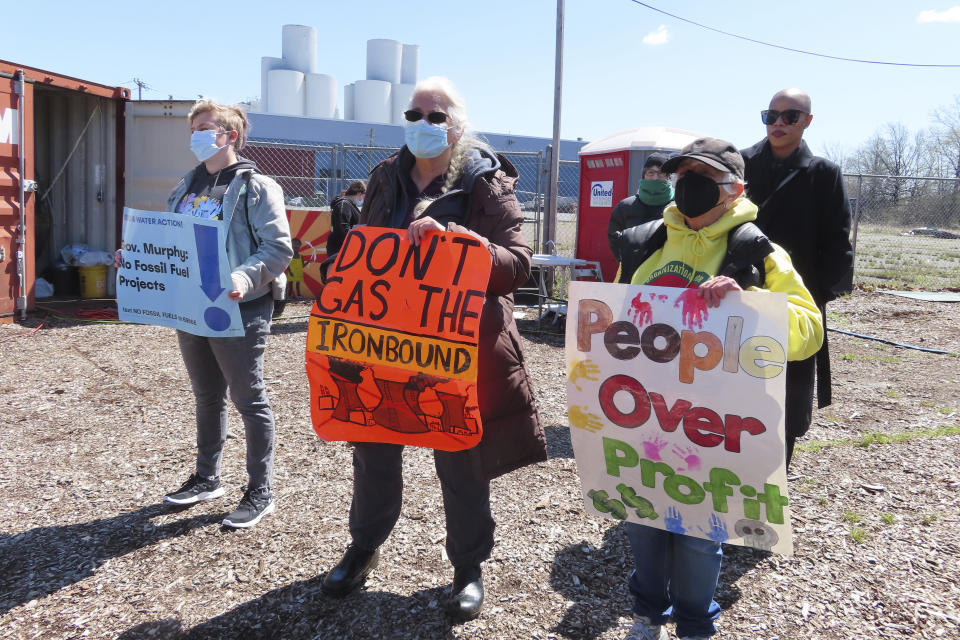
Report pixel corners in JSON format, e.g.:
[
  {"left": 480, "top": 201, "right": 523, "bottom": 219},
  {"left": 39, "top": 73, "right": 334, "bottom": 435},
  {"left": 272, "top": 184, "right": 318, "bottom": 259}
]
[
  {"left": 565, "top": 282, "right": 793, "bottom": 555},
  {"left": 286, "top": 207, "right": 331, "bottom": 299},
  {"left": 116, "top": 207, "right": 242, "bottom": 337},
  {"left": 306, "top": 226, "right": 492, "bottom": 450}
]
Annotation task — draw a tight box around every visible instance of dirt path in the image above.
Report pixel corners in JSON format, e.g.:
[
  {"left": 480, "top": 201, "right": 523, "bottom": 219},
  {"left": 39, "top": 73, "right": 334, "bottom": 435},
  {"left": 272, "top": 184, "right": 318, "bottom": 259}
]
[{"left": 0, "top": 290, "right": 957, "bottom": 639}]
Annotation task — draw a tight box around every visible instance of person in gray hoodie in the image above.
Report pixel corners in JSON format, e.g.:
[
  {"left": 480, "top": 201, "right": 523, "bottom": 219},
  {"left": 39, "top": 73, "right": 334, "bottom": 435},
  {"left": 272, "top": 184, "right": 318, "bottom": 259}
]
[{"left": 158, "top": 100, "right": 292, "bottom": 528}]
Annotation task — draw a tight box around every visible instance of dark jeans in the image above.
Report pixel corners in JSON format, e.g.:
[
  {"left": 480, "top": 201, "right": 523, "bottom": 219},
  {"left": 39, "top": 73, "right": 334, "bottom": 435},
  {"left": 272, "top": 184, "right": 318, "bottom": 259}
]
[
  {"left": 176, "top": 294, "right": 275, "bottom": 489},
  {"left": 626, "top": 523, "right": 722, "bottom": 638},
  {"left": 348, "top": 441, "right": 495, "bottom": 569}
]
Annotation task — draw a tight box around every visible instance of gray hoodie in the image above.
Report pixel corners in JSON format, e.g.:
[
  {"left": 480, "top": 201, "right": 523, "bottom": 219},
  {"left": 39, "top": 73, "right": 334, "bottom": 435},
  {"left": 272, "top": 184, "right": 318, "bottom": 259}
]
[{"left": 168, "top": 164, "right": 293, "bottom": 301}]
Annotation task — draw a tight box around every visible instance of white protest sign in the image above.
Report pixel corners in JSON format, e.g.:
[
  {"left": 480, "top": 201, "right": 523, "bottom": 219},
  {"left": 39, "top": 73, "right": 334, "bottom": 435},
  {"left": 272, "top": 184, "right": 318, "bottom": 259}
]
[
  {"left": 565, "top": 281, "right": 793, "bottom": 555},
  {"left": 117, "top": 207, "right": 242, "bottom": 337}
]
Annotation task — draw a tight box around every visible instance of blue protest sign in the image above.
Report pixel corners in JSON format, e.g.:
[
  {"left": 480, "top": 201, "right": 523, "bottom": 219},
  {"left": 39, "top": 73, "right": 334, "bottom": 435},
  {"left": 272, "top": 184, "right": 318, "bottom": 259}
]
[{"left": 117, "top": 207, "right": 243, "bottom": 337}]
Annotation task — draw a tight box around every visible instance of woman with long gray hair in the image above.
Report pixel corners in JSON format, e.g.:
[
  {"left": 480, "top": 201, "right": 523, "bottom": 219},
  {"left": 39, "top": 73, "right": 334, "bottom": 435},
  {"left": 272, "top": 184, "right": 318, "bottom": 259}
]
[{"left": 320, "top": 77, "right": 546, "bottom": 622}]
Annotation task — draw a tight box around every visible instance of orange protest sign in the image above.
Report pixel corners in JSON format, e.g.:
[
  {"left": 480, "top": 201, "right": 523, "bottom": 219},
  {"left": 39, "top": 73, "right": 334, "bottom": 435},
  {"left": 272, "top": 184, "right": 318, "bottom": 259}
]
[{"left": 306, "top": 226, "right": 492, "bottom": 451}]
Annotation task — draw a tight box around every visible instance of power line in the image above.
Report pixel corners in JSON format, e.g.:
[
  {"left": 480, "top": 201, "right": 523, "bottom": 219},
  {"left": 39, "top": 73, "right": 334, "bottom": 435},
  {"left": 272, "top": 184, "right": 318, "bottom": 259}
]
[{"left": 629, "top": 1, "right": 960, "bottom": 68}]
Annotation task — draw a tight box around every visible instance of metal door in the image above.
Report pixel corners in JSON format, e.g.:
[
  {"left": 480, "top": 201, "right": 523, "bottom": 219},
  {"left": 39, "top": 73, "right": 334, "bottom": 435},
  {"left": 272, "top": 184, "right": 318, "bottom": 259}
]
[{"left": 0, "top": 71, "right": 34, "bottom": 317}]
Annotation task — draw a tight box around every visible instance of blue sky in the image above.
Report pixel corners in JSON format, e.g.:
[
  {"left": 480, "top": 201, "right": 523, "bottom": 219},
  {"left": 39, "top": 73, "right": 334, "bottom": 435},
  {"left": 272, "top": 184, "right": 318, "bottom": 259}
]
[{"left": 4, "top": 1, "right": 959, "bottom": 157}]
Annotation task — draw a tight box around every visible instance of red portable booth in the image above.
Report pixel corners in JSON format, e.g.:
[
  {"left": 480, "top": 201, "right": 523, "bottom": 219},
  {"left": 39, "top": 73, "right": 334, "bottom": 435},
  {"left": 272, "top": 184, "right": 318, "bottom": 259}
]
[{"left": 575, "top": 127, "right": 703, "bottom": 282}]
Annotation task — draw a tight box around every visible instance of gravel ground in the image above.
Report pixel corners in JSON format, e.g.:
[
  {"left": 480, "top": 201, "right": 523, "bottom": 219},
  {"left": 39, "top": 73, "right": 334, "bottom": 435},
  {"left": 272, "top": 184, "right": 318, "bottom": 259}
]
[{"left": 0, "top": 289, "right": 958, "bottom": 640}]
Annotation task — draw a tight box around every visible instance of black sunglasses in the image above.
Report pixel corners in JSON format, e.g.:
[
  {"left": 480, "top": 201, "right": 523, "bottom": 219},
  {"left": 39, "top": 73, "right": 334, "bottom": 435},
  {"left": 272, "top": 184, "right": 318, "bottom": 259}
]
[
  {"left": 404, "top": 110, "right": 449, "bottom": 125},
  {"left": 761, "top": 109, "right": 807, "bottom": 126}
]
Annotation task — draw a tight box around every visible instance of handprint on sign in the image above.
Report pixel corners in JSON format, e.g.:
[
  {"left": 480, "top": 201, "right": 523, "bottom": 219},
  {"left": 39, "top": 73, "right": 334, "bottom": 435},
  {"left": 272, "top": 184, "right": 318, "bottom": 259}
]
[
  {"left": 627, "top": 292, "right": 653, "bottom": 328},
  {"left": 641, "top": 436, "right": 668, "bottom": 461},
  {"left": 674, "top": 288, "right": 709, "bottom": 330},
  {"left": 664, "top": 506, "right": 686, "bottom": 535},
  {"left": 569, "top": 406, "right": 603, "bottom": 433},
  {"left": 671, "top": 444, "right": 702, "bottom": 472},
  {"left": 567, "top": 359, "right": 600, "bottom": 392},
  {"left": 698, "top": 514, "right": 729, "bottom": 543}
]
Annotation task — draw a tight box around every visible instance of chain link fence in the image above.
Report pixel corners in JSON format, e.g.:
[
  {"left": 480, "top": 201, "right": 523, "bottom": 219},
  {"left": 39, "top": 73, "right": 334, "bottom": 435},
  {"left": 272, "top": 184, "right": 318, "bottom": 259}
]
[
  {"left": 846, "top": 174, "right": 960, "bottom": 289},
  {"left": 241, "top": 141, "right": 336, "bottom": 208},
  {"left": 242, "top": 139, "right": 960, "bottom": 293}
]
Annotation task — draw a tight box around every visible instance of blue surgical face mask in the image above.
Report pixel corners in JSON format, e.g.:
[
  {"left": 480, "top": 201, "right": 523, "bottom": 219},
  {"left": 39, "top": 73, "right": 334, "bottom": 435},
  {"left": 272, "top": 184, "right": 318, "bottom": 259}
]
[
  {"left": 404, "top": 119, "right": 450, "bottom": 159},
  {"left": 356, "top": 199, "right": 364, "bottom": 208},
  {"left": 190, "top": 129, "right": 224, "bottom": 162}
]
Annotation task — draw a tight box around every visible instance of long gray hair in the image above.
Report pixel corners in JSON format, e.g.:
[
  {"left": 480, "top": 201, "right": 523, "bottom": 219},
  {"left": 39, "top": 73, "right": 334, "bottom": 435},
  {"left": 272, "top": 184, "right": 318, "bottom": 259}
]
[{"left": 410, "top": 77, "right": 485, "bottom": 216}]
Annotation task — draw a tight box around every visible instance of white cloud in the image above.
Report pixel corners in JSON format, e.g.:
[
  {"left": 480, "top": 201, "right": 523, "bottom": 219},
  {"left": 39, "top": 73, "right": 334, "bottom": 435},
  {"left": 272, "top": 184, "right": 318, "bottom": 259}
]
[
  {"left": 917, "top": 6, "right": 960, "bottom": 22},
  {"left": 642, "top": 24, "right": 670, "bottom": 46}
]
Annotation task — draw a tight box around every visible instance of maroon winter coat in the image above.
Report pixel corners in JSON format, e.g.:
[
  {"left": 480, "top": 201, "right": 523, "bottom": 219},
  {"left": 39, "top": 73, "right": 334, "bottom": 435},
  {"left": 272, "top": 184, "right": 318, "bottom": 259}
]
[{"left": 359, "top": 145, "right": 547, "bottom": 479}]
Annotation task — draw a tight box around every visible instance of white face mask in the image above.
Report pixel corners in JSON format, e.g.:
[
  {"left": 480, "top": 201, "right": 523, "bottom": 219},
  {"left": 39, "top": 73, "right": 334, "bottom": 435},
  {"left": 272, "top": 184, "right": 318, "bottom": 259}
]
[
  {"left": 190, "top": 129, "right": 224, "bottom": 162},
  {"left": 404, "top": 119, "right": 450, "bottom": 159}
]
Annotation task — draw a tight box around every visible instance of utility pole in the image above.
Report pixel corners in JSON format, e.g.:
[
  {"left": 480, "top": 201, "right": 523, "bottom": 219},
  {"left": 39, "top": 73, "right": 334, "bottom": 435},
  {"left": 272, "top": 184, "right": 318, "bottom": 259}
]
[
  {"left": 133, "top": 78, "right": 149, "bottom": 100},
  {"left": 546, "top": 0, "right": 564, "bottom": 254}
]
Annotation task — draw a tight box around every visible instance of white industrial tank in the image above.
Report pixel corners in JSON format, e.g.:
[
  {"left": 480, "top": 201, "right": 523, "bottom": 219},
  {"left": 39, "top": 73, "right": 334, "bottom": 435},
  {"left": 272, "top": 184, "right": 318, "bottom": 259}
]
[
  {"left": 282, "top": 24, "right": 317, "bottom": 74},
  {"left": 353, "top": 79, "right": 392, "bottom": 123},
  {"left": 260, "top": 56, "right": 284, "bottom": 112},
  {"left": 391, "top": 83, "right": 415, "bottom": 125},
  {"left": 305, "top": 73, "right": 337, "bottom": 119},
  {"left": 343, "top": 83, "right": 355, "bottom": 120},
  {"left": 400, "top": 44, "right": 419, "bottom": 85},
  {"left": 366, "top": 39, "right": 402, "bottom": 84},
  {"left": 267, "top": 69, "right": 305, "bottom": 116}
]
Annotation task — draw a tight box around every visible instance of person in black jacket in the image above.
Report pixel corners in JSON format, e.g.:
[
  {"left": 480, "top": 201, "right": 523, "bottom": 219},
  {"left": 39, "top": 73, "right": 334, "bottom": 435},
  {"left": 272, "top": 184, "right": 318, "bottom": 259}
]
[
  {"left": 607, "top": 153, "right": 673, "bottom": 261},
  {"left": 326, "top": 180, "right": 366, "bottom": 255},
  {"left": 741, "top": 88, "right": 854, "bottom": 466}
]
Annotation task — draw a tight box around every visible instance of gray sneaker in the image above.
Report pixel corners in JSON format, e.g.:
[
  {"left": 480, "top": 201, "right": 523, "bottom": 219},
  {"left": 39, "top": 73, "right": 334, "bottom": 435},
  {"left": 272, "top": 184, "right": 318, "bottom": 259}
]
[
  {"left": 164, "top": 473, "right": 225, "bottom": 505},
  {"left": 222, "top": 487, "right": 275, "bottom": 529},
  {"left": 623, "top": 615, "right": 668, "bottom": 640}
]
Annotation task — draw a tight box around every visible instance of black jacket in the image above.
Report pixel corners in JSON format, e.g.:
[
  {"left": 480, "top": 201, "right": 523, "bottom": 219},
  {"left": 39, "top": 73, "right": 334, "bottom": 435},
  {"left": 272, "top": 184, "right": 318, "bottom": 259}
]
[
  {"left": 741, "top": 139, "right": 853, "bottom": 307},
  {"left": 742, "top": 138, "right": 854, "bottom": 422},
  {"left": 607, "top": 195, "right": 667, "bottom": 261},
  {"left": 327, "top": 195, "right": 361, "bottom": 255}
]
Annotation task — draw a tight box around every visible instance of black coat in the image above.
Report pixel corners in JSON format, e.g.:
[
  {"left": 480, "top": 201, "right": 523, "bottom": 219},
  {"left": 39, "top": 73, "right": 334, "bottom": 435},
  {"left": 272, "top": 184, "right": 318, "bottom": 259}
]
[
  {"left": 742, "top": 138, "right": 854, "bottom": 430},
  {"left": 326, "top": 195, "right": 361, "bottom": 255},
  {"left": 741, "top": 139, "right": 853, "bottom": 307},
  {"left": 607, "top": 195, "right": 667, "bottom": 261}
]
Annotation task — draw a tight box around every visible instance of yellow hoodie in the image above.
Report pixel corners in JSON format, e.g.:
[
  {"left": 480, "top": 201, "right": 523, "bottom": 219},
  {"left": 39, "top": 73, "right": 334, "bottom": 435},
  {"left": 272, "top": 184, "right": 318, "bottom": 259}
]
[{"left": 629, "top": 197, "right": 824, "bottom": 361}]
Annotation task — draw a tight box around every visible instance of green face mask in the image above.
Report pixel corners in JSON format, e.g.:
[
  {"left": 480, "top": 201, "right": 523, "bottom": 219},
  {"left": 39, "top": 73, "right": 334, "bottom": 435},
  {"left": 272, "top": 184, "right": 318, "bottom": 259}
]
[{"left": 636, "top": 178, "right": 674, "bottom": 206}]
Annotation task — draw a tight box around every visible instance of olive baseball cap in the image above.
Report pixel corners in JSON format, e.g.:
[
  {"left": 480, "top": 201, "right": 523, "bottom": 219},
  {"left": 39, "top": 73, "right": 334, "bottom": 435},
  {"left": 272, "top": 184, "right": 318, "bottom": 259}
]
[{"left": 661, "top": 137, "right": 745, "bottom": 179}]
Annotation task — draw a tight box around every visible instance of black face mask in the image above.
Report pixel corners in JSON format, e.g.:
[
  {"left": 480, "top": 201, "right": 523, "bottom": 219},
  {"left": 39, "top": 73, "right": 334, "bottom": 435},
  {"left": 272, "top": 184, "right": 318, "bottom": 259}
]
[{"left": 674, "top": 171, "right": 722, "bottom": 218}]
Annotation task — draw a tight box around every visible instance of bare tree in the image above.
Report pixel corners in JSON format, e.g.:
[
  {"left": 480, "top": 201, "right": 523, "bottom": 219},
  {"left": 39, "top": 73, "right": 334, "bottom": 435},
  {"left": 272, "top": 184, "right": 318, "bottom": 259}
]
[{"left": 932, "top": 95, "right": 960, "bottom": 181}]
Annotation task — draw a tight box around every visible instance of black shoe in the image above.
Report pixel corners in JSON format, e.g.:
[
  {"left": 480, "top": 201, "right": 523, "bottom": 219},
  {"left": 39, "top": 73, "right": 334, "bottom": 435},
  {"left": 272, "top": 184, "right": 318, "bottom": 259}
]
[
  {"left": 448, "top": 566, "right": 484, "bottom": 622},
  {"left": 322, "top": 544, "right": 380, "bottom": 597},
  {"left": 163, "top": 473, "right": 225, "bottom": 505},
  {"left": 222, "top": 487, "right": 275, "bottom": 529}
]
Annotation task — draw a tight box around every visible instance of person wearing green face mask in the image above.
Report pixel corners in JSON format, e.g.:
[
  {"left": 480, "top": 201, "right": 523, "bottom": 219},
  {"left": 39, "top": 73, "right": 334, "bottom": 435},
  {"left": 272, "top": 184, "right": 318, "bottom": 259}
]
[{"left": 607, "top": 153, "right": 674, "bottom": 262}]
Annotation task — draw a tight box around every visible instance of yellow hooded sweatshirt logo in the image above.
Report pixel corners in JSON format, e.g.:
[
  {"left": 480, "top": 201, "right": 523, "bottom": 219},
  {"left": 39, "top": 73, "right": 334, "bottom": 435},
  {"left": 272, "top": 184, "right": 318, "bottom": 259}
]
[{"left": 630, "top": 197, "right": 758, "bottom": 288}]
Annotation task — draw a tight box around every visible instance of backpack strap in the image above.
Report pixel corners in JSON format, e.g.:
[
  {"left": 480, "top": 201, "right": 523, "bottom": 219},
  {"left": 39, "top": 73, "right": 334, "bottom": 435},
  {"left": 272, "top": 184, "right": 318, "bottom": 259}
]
[
  {"left": 718, "top": 222, "right": 773, "bottom": 289},
  {"left": 616, "top": 219, "right": 666, "bottom": 283},
  {"left": 617, "top": 219, "right": 773, "bottom": 289}
]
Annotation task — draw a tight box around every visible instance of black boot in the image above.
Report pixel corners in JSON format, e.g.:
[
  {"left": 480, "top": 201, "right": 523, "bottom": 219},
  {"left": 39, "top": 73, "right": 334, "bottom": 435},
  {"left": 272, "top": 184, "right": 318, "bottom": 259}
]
[
  {"left": 447, "top": 565, "right": 483, "bottom": 621},
  {"left": 322, "top": 544, "right": 379, "bottom": 597}
]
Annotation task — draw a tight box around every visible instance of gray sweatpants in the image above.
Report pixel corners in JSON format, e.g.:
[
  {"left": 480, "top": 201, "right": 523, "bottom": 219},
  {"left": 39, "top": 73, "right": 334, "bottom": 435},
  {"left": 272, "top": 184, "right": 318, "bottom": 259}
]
[{"left": 176, "top": 294, "right": 275, "bottom": 489}]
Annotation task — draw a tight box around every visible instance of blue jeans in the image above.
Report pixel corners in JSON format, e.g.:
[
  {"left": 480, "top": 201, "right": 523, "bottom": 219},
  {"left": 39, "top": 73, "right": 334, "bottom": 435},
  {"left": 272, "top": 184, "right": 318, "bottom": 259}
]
[
  {"left": 176, "top": 294, "right": 275, "bottom": 489},
  {"left": 625, "top": 522, "right": 722, "bottom": 638}
]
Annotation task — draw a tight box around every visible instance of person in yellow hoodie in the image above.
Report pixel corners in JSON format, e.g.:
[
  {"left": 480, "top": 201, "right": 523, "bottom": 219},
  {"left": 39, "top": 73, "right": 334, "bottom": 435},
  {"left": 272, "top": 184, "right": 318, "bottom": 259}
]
[{"left": 615, "top": 138, "right": 823, "bottom": 640}]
